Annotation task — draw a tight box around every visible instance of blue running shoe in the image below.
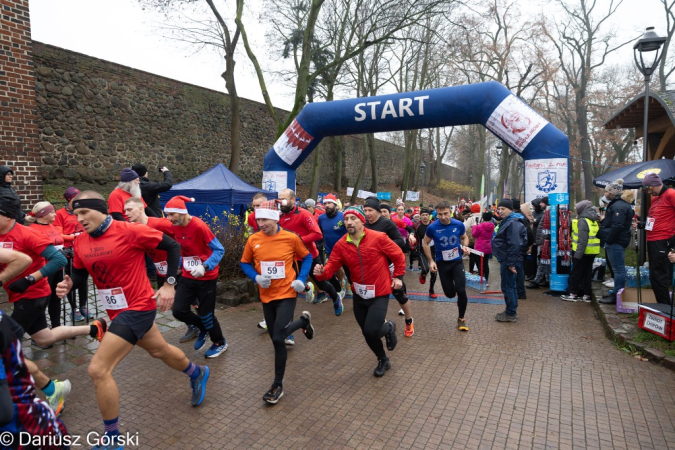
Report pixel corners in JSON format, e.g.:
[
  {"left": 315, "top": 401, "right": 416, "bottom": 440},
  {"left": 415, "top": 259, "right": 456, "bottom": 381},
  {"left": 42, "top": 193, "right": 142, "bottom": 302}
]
[
  {"left": 284, "top": 335, "right": 295, "bottom": 345},
  {"left": 313, "top": 292, "right": 327, "bottom": 304},
  {"left": 190, "top": 365, "right": 210, "bottom": 406},
  {"left": 204, "top": 342, "right": 228, "bottom": 358},
  {"left": 92, "top": 434, "right": 124, "bottom": 450},
  {"left": 194, "top": 331, "right": 208, "bottom": 350},
  {"left": 333, "top": 295, "right": 344, "bottom": 316}
]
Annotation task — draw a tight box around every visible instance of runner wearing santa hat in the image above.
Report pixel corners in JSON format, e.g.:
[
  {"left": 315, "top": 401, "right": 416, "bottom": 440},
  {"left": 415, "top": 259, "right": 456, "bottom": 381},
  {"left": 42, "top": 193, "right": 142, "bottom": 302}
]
[
  {"left": 314, "top": 206, "right": 404, "bottom": 377},
  {"left": 240, "top": 200, "right": 315, "bottom": 404},
  {"left": 165, "top": 195, "right": 227, "bottom": 358}
]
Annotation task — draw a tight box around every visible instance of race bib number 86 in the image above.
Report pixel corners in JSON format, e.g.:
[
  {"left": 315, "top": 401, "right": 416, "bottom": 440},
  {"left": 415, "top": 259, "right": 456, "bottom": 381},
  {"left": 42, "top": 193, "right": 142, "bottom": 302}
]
[{"left": 97, "top": 287, "right": 129, "bottom": 310}]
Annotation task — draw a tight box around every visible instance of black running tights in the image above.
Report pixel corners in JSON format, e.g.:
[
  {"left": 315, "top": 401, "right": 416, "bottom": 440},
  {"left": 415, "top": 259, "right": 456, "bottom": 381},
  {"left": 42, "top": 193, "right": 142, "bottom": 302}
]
[
  {"left": 262, "top": 298, "right": 307, "bottom": 386},
  {"left": 352, "top": 295, "right": 390, "bottom": 360},
  {"left": 437, "top": 260, "right": 468, "bottom": 319}
]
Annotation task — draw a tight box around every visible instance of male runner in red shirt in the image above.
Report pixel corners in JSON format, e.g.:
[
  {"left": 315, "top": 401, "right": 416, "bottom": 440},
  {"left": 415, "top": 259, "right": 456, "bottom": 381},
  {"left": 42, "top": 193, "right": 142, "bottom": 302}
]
[
  {"left": 107, "top": 168, "right": 147, "bottom": 221},
  {"left": 56, "top": 191, "right": 210, "bottom": 450}
]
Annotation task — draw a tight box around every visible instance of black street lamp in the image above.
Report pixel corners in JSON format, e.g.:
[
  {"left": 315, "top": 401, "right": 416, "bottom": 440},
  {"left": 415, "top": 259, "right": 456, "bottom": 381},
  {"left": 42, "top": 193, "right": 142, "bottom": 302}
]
[
  {"left": 634, "top": 27, "right": 667, "bottom": 264},
  {"left": 419, "top": 161, "right": 426, "bottom": 206}
]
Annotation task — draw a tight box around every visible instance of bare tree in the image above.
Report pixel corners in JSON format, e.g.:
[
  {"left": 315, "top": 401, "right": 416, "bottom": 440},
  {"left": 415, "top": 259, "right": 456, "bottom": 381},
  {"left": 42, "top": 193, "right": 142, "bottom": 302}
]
[{"left": 659, "top": 0, "right": 675, "bottom": 91}]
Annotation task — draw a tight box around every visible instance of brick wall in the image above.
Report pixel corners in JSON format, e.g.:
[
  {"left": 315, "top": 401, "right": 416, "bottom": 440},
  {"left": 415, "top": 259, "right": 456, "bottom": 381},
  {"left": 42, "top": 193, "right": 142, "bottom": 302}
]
[{"left": 0, "top": 0, "right": 41, "bottom": 204}]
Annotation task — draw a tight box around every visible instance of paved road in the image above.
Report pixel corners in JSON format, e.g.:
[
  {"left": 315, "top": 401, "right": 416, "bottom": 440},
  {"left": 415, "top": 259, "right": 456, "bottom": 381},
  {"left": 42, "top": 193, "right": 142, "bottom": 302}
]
[{"left": 14, "top": 263, "right": 675, "bottom": 449}]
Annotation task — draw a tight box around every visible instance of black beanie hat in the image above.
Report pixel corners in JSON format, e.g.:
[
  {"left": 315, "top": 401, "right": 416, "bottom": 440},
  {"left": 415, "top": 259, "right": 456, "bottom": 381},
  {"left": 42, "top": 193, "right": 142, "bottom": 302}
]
[
  {"left": 131, "top": 163, "right": 147, "bottom": 177},
  {"left": 364, "top": 197, "right": 381, "bottom": 211},
  {"left": 0, "top": 194, "right": 20, "bottom": 219},
  {"left": 498, "top": 198, "right": 514, "bottom": 210}
]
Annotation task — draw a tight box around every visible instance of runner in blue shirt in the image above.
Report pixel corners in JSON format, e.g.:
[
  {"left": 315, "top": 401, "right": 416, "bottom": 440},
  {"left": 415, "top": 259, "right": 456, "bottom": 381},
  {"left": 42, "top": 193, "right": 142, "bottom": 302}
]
[
  {"left": 422, "top": 200, "right": 470, "bottom": 331},
  {"left": 316, "top": 194, "right": 348, "bottom": 310}
]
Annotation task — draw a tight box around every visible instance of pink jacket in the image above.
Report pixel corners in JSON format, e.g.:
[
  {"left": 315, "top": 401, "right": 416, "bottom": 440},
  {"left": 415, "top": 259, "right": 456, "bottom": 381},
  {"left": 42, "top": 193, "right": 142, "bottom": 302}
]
[{"left": 472, "top": 221, "right": 495, "bottom": 255}]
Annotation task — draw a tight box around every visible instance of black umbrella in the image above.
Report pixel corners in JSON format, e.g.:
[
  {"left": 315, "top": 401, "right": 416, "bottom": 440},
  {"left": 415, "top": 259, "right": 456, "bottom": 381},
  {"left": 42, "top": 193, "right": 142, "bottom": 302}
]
[{"left": 593, "top": 159, "right": 675, "bottom": 189}]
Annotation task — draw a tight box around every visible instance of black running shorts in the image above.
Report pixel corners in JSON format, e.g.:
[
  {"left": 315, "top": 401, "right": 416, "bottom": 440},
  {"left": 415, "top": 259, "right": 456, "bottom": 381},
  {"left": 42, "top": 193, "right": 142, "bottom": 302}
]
[
  {"left": 11, "top": 296, "right": 49, "bottom": 336},
  {"left": 108, "top": 309, "right": 157, "bottom": 345}
]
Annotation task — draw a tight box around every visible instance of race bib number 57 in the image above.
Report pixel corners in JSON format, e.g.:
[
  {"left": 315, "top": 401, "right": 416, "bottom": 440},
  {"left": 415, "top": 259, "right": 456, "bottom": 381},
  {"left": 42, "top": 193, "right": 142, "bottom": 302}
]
[{"left": 97, "top": 287, "right": 129, "bottom": 311}]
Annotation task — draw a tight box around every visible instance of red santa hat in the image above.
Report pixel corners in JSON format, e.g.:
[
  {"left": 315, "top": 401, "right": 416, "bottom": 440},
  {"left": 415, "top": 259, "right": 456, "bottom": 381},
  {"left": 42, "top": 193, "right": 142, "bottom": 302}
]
[
  {"left": 164, "top": 195, "right": 195, "bottom": 214},
  {"left": 323, "top": 194, "right": 339, "bottom": 205}
]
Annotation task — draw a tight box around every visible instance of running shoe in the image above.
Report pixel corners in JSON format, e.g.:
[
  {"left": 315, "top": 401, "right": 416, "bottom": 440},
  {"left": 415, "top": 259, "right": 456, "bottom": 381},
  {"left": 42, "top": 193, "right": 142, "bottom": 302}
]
[
  {"left": 257, "top": 320, "right": 268, "bottom": 330},
  {"left": 333, "top": 294, "right": 344, "bottom": 316},
  {"left": 313, "top": 292, "right": 328, "bottom": 304},
  {"left": 179, "top": 325, "right": 200, "bottom": 343},
  {"left": 603, "top": 279, "right": 614, "bottom": 288},
  {"left": 404, "top": 319, "right": 414, "bottom": 338},
  {"left": 190, "top": 365, "right": 210, "bottom": 406},
  {"left": 263, "top": 385, "right": 284, "bottom": 404},
  {"left": 580, "top": 295, "right": 592, "bottom": 303},
  {"left": 205, "top": 342, "right": 228, "bottom": 358},
  {"left": 346, "top": 284, "right": 353, "bottom": 297},
  {"left": 302, "top": 311, "right": 314, "bottom": 339},
  {"left": 339, "top": 281, "right": 347, "bottom": 299},
  {"left": 46, "top": 379, "right": 71, "bottom": 416},
  {"left": 560, "top": 294, "right": 579, "bottom": 302},
  {"left": 419, "top": 273, "right": 426, "bottom": 284},
  {"left": 398, "top": 309, "right": 404, "bottom": 316},
  {"left": 429, "top": 292, "right": 438, "bottom": 299},
  {"left": 91, "top": 435, "right": 124, "bottom": 450},
  {"left": 385, "top": 320, "right": 397, "bottom": 351},
  {"left": 457, "top": 318, "right": 469, "bottom": 332},
  {"left": 373, "top": 357, "right": 391, "bottom": 377},
  {"left": 80, "top": 307, "right": 94, "bottom": 319},
  {"left": 305, "top": 283, "right": 315, "bottom": 303},
  {"left": 90, "top": 318, "right": 107, "bottom": 341},
  {"left": 31, "top": 339, "right": 53, "bottom": 349},
  {"left": 194, "top": 331, "right": 209, "bottom": 350},
  {"left": 495, "top": 312, "right": 517, "bottom": 322},
  {"left": 285, "top": 335, "right": 295, "bottom": 345},
  {"left": 71, "top": 310, "right": 85, "bottom": 323}
]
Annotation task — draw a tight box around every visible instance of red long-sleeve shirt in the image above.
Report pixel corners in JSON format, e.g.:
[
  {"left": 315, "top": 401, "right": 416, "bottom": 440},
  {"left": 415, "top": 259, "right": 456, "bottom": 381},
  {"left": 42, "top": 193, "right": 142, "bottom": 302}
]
[
  {"left": 278, "top": 205, "right": 322, "bottom": 258},
  {"left": 647, "top": 187, "right": 675, "bottom": 241}
]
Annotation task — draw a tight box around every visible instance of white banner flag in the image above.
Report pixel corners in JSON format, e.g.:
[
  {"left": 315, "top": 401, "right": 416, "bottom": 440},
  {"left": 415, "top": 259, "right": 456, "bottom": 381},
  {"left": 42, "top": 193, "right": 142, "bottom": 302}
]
[{"left": 524, "top": 158, "right": 568, "bottom": 201}]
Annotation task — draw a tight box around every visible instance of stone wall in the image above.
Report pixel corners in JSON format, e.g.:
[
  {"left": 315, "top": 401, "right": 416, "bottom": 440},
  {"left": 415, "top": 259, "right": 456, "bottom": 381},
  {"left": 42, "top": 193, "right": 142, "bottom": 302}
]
[
  {"left": 0, "top": 0, "right": 42, "bottom": 203},
  {"left": 31, "top": 42, "right": 421, "bottom": 190}
]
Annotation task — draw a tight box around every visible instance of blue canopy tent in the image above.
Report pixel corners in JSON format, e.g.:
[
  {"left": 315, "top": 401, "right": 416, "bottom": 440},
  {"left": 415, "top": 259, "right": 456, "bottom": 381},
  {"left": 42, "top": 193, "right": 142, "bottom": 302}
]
[{"left": 159, "top": 163, "right": 277, "bottom": 219}]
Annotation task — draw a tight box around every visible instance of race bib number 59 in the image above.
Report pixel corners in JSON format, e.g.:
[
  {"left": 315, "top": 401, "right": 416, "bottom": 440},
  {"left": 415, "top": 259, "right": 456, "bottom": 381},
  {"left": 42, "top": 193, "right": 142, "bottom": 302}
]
[
  {"left": 261, "top": 261, "right": 285, "bottom": 279},
  {"left": 97, "top": 287, "right": 129, "bottom": 311}
]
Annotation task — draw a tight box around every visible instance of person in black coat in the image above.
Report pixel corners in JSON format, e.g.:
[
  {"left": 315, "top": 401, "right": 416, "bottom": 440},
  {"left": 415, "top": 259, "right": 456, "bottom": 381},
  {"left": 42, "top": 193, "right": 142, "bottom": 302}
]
[
  {"left": 132, "top": 163, "right": 173, "bottom": 218},
  {"left": 493, "top": 199, "right": 527, "bottom": 322},
  {"left": 0, "top": 166, "right": 25, "bottom": 224}
]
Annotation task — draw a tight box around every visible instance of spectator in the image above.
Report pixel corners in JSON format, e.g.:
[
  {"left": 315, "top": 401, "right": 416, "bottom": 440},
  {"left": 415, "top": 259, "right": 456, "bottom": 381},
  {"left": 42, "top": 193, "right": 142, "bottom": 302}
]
[
  {"left": 528, "top": 198, "right": 545, "bottom": 281},
  {"left": 493, "top": 199, "right": 527, "bottom": 322},
  {"left": 132, "top": 163, "right": 173, "bottom": 218},
  {"left": 512, "top": 199, "right": 534, "bottom": 300},
  {"left": 471, "top": 211, "right": 495, "bottom": 285},
  {"left": 561, "top": 200, "right": 600, "bottom": 302},
  {"left": 0, "top": 166, "right": 26, "bottom": 224},
  {"left": 464, "top": 203, "right": 483, "bottom": 274},
  {"left": 640, "top": 173, "right": 675, "bottom": 305},
  {"left": 528, "top": 197, "right": 550, "bottom": 289}
]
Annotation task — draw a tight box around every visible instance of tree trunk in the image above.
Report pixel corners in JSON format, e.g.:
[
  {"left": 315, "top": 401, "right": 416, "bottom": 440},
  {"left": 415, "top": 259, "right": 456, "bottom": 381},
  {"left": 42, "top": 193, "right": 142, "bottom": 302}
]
[
  {"left": 497, "top": 147, "right": 510, "bottom": 200},
  {"left": 350, "top": 134, "right": 370, "bottom": 204},
  {"left": 474, "top": 126, "right": 486, "bottom": 200},
  {"left": 222, "top": 62, "right": 241, "bottom": 174}
]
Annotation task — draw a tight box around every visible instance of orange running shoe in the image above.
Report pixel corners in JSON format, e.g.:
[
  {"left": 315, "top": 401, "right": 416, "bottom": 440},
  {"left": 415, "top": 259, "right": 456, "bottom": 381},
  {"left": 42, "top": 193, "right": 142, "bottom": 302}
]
[
  {"left": 404, "top": 319, "right": 414, "bottom": 337},
  {"left": 457, "top": 317, "right": 469, "bottom": 332},
  {"left": 90, "top": 318, "right": 107, "bottom": 341}
]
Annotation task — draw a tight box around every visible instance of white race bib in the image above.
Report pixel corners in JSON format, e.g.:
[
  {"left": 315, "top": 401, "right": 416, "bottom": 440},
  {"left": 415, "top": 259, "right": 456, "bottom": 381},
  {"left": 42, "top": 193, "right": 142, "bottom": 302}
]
[
  {"left": 54, "top": 245, "right": 64, "bottom": 250},
  {"left": 0, "top": 242, "right": 13, "bottom": 250},
  {"left": 260, "top": 261, "right": 285, "bottom": 279},
  {"left": 442, "top": 247, "right": 460, "bottom": 261},
  {"left": 97, "top": 287, "right": 128, "bottom": 310},
  {"left": 182, "top": 256, "right": 202, "bottom": 271},
  {"left": 154, "top": 261, "right": 168, "bottom": 276},
  {"left": 353, "top": 282, "right": 376, "bottom": 299},
  {"left": 646, "top": 217, "right": 655, "bottom": 231}
]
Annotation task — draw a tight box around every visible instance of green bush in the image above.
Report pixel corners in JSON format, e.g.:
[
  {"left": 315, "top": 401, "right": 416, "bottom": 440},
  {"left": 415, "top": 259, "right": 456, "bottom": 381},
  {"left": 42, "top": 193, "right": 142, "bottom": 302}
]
[{"left": 202, "top": 212, "right": 247, "bottom": 281}]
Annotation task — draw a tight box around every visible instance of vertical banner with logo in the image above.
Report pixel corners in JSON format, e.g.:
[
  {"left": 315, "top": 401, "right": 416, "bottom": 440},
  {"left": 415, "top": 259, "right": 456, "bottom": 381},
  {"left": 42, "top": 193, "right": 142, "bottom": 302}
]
[
  {"left": 262, "top": 171, "right": 288, "bottom": 193},
  {"left": 524, "top": 158, "right": 568, "bottom": 201}
]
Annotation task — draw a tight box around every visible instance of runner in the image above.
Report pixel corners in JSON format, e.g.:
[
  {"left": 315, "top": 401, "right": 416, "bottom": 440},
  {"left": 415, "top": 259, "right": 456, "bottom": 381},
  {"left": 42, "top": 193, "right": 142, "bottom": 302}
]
[
  {"left": 247, "top": 192, "right": 267, "bottom": 234},
  {"left": 363, "top": 198, "right": 416, "bottom": 338},
  {"left": 107, "top": 168, "right": 147, "bottom": 221},
  {"left": 54, "top": 186, "right": 91, "bottom": 322},
  {"left": 316, "top": 194, "right": 348, "bottom": 300},
  {"left": 56, "top": 191, "right": 209, "bottom": 449},
  {"left": 422, "top": 200, "right": 471, "bottom": 331},
  {"left": 0, "top": 195, "right": 106, "bottom": 414},
  {"left": 278, "top": 189, "right": 344, "bottom": 317},
  {"left": 240, "top": 200, "right": 314, "bottom": 404},
  {"left": 164, "top": 195, "right": 228, "bottom": 358},
  {"left": 314, "top": 206, "right": 404, "bottom": 377},
  {"left": 124, "top": 197, "right": 199, "bottom": 344},
  {"left": 415, "top": 207, "right": 438, "bottom": 298}
]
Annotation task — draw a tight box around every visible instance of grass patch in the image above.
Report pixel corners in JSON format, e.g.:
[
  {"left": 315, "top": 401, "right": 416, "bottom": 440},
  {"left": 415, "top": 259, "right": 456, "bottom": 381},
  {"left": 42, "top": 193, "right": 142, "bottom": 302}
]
[{"left": 633, "top": 329, "right": 675, "bottom": 351}]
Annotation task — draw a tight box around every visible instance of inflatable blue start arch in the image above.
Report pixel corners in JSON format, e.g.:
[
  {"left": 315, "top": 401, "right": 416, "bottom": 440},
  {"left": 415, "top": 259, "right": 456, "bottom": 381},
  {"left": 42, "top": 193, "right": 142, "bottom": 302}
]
[{"left": 262, "top": 81, "right": 569, "bottom": 203}]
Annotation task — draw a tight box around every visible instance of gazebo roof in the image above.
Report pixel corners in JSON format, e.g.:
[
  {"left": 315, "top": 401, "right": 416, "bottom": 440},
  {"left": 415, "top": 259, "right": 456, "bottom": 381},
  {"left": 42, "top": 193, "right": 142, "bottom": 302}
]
[{"left": 604, "top": 90, "right": 675, "bottom": 130}]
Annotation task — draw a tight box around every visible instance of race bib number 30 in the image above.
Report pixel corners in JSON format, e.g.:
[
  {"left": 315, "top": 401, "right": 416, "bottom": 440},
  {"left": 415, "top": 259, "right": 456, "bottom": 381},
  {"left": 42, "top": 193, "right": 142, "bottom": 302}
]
[
  {"left": 261, "top": 261, "right": 285, "bottom": 279},
  {"left": 97, "top": 287, "right": 129, "bottom": 311},
  {"left": 442, "top": 247, "right": 460, "bottom": 261},
  {"left": 183, "top": 256, "right": 202, "bottom": 271},
  {"left": 353, "top": 282, "right": 376, "bottom": 299}
]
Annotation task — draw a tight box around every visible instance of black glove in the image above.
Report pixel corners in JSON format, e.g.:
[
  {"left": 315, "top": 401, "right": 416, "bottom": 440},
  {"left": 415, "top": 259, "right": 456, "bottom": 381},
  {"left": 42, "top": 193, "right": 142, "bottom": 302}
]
[
  {"left": 637, "top": 221, "right": 646, "bottom": 229},
  {"left": 7, "top": 277, "right": 33, "bottom": 293}
]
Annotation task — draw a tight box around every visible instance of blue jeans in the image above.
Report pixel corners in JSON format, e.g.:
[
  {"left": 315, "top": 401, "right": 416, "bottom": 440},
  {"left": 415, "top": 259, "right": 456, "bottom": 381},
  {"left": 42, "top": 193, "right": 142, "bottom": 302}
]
[
  {"left": 500, "top": 262, "right": 518, "bottom": 316},
  {"left": 605, "top": 244, "right": 626, "bottom": 294},
  {"left": 516, "top": 262, "right": 525, "bottom": 297}
]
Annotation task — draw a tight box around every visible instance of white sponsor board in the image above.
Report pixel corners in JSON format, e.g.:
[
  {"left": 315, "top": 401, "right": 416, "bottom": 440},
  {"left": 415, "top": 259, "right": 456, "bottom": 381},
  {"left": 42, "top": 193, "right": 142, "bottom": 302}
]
[
  {"left": 357, "top": 190, "right": 376, "bottom": 199},
  {"left": 486, "top": 95, "right": 548, "bottom": 153},
  {"left": 346, "top": 187, "right": 354, "bottom": 196},
  {"left": 262, "top": 171, "right": 288, "bottom": 193},
  {"left": 405, "top": 191, "right": 420, "bottom": 201},
  {"left": 524, "top": 158, "right": 568, "bottom": 202}
]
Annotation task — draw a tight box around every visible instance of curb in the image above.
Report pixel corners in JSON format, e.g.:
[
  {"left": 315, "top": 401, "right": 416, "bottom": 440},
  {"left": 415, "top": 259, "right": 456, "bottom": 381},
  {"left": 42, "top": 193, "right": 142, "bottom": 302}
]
[{"left": 592, "top": 297, "right": 675, "bottom": 371}]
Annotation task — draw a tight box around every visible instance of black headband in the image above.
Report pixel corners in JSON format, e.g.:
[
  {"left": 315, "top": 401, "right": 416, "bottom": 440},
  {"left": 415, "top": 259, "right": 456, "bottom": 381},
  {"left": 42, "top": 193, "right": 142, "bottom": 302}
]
[{"left": 72, "top": 198, "right": 108, "bottom": 215}]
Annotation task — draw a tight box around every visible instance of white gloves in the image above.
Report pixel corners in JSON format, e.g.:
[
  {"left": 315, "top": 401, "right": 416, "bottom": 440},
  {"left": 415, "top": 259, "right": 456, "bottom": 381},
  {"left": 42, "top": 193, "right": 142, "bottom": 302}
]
[
  {"left": 255, "top": 275, "right": 272, "bottom": 288},
  {"left": 190, "top": 264, "right": 206, "bottom": 278},
  {"left": 291, "top": 280, "right": 306, "bottom": 293}
]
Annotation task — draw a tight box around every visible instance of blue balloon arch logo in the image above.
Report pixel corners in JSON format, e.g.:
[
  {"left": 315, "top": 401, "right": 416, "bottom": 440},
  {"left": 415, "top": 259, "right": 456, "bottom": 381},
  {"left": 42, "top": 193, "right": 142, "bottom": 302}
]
[{"left": 262, "top": 81, "right": 569, "bottom": 202}]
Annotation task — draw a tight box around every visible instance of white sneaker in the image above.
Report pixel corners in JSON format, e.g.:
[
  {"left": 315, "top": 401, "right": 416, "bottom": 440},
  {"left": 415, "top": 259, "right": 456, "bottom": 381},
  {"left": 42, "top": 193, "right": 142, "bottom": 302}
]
[
  {"left": 560, "top": 294, "right": 579, "bottom": 302},
  {"left": 580, "top": 295, "right": 591, "bottom": 303},
  {"left": 285, "top": 335, "right": 295, "bottom": 345},
  {"left": 398, "top": 309, "right": 405, "bottom": 316},
  {"left": 603, "top": 279, "right": 614, "bottom": 288},
  {"left": 257, "top": 320, "right": 267, "bottom": 330},
  {"left": 46, "top": 379, "right": 71, "bottom": 416},
  {"left": 305, "top": 283, "right": 315, "bottom": 303}
]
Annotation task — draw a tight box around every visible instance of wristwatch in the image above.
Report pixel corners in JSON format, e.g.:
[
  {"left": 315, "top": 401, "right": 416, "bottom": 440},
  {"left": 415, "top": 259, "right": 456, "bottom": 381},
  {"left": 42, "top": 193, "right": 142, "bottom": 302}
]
[
  {"left": 166, "top": 276, "right": 177, "bottom": 286},
  {"left": 26, "top": 275, "right": 36, "bottom": 285}
]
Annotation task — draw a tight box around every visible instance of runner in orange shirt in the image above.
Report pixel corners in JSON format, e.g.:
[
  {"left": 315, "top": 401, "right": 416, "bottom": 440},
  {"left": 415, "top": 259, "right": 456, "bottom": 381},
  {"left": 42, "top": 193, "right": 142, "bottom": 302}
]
[{"left": 240, "top": 200, "right": 314, "bottom": 404}]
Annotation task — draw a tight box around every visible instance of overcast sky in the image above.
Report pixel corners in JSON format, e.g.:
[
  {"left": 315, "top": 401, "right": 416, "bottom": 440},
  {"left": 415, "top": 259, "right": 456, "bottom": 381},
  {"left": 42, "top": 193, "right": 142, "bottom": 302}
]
[{"left": 30, "top": 0, "right": 664, "bottom": 111}]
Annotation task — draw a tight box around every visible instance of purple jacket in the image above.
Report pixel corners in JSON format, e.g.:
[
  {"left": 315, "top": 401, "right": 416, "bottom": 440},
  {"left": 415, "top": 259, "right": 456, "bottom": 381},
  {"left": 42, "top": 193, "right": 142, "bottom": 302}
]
[{"left": 472, "top": 221, "right": 495, "bottom": 255}]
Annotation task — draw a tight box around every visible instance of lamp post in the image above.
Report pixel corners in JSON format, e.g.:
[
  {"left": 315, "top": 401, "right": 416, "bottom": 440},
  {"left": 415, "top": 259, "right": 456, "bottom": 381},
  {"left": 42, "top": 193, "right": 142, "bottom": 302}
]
[
  {"left": 419, "top": 161, "right": 426, "bottom": 206},
  {"left": 634, "top": 26, "right": 667, "bottom": 265}
]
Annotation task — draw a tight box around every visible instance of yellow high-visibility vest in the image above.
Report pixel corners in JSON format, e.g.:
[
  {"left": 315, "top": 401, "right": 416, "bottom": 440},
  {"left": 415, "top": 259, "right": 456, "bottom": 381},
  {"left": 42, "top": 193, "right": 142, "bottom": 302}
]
[{"left": 572, "top": 218, "right": 600, "bottom": 254}]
